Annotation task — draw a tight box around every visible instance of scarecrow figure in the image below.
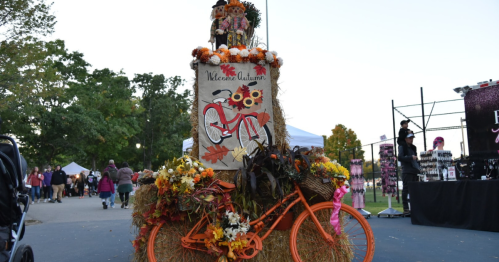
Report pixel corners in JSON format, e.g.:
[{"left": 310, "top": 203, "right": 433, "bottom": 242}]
[
  {"left": 216, "top": 0, "right": 249, "bottom": 48},
  {"left": 209, "top": 0, "right": 228, "bottom": 49}
]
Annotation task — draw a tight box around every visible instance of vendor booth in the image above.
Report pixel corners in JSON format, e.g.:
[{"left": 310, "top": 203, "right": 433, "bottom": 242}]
[
  {"left": 62, "top": 162, "right": 89, "bottom": 175},
  {"left": 410, "top": 80, "right": 499, "bottom": 232}
]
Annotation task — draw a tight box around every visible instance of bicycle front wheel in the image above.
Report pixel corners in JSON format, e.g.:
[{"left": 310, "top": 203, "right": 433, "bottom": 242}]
[
  {"left": 290, "top": 202, "right": 375, "bottom": 262},
  {"left": 238, "top": 115, "right": 272, "bottom": 155}
]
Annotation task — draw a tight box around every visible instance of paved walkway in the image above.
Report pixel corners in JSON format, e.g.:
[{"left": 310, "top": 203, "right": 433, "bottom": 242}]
[
  {"left": 21, "top": 196, "right": 134, "bottom": 262},
  {"left": 19, "top": 196, "right": 499, "bottom": 262}
]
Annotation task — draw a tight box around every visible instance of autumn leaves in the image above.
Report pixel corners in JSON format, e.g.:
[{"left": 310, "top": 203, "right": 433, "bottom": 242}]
[{"left": 201, "top": 144, "right": 247, "bottom": 167}]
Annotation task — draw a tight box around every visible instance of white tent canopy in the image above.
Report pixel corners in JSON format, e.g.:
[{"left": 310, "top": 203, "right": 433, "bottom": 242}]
[
  {"left": 62, "top": 162, "right": 89, "bottom": 175},
  {"left": 182, "top": 125, "right": 323, "bottom": 152}
]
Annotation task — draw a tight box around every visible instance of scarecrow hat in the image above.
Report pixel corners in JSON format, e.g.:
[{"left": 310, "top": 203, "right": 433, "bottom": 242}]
[
  {"left": 212, "top": 0, "right": 227, "bottom": 8},
  {"left": 225, "top": 0, "right": 245, "bottom": 12}
]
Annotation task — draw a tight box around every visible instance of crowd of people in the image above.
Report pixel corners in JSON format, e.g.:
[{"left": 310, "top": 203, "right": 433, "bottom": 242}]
[{"left": 25, "top": 160, "right": 136, "bottom": 210}]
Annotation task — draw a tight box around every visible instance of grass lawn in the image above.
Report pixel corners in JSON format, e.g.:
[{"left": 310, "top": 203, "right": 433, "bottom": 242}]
[{"left": 343, "top": 188, "right": 404, "bottom": 215}]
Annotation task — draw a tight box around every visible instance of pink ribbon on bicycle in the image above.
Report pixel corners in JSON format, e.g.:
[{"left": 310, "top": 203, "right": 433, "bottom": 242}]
[{"left": 330, "top": 185, "right": 348, "bottom": 235}]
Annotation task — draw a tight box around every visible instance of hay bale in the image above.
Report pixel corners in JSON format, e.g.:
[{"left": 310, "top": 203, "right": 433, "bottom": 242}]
[{"left": 132, "top": 184, "right": 158, "bottom": 262}]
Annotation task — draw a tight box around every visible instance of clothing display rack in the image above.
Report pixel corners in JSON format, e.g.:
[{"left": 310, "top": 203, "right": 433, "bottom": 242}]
[
  {"left": 377, "top": 143, "right": 403, "bottom": 218},
  {"left": 419, "top": 150, "right": 453, "bottom": 181},
  {"left": 350, "top": 159, "right": 370, "bottom": 218}
]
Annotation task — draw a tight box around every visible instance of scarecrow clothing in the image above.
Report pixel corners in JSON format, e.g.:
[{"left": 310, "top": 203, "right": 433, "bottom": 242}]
[
  {"left": 211, "top": 17, "right": 228, "bottom": 49},
  {"left": 220, "top": 16, "right": 248, "bottom": 48}
]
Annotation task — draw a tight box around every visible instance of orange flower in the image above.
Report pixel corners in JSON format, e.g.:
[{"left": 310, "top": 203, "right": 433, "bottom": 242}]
[
  {"left": 201, "top": 171, "right": 208, "bottom": 178},
  {"left": 194, "top": 176, "right": 200, "bottom": 183},
  {"left": 188, "top": 168, "right": 197, "bottom": 176},
  {"left": 206, "top": 168, "right": 214, "bottom": 177},
  {"left": 256, "top": 52, "right": 265, "bottom": 60},
  {"left": 235, "top": 54, "right": 242, "bottom": 63}
]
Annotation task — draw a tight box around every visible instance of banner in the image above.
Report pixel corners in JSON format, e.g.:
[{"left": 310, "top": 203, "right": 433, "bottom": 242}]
[
  {"left": 198, "top": 63, "right": 274, "bottom": 170},
  {"left": 464, "top": 85, "right": 499, "bottom": 158}
]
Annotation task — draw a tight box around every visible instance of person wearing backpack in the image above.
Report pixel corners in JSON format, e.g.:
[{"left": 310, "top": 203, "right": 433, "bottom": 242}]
[
  {"left": 103, "top": 160, "right": 118, "bottom": 208},
  {"left": 87, "top": 171, "right": 97, "bottom": 197}
]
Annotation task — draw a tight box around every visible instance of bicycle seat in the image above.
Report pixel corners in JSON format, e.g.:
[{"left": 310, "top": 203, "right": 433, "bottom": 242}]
[
  {"left": 212, "top": 98, "right": 226, "bottom": 103},
  {"left": 217, "top": 180, "right": 236, "bottom": 193}
]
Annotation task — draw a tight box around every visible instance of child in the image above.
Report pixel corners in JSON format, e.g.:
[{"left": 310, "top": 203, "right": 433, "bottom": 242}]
[
  {"left": 397, "top": 120, "right": 411, "bottom": 146},
  {"left": 97, "top": 171, "right": 115, "bottom": 209}
]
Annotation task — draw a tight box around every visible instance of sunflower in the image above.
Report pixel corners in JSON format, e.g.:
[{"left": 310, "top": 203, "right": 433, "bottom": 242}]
[
  {"left": 243, "top": 97, "right": 255, "bottom": 107},
  {"left": 250, "top": 89, "right": 261, "bottom": 99},
  {"left": 231, "top": 92, "right": 243, "bottom": 102}
]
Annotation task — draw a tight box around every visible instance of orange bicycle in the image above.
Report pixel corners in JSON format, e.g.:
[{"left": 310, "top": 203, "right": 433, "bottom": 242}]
[{"left": 147, "top": 180, "right": 375, "bottom": 262}]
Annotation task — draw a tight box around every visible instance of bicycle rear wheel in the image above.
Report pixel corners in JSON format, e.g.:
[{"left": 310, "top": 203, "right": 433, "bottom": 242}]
[
  {"left": 147, "top": 221, "right": 212, "bottom": 262},
  {"left": 204, "top": 106, "right": 224, "bottom": 144},
  {"left": 290, "top": 202, "right": 375, "bottom": 262}
]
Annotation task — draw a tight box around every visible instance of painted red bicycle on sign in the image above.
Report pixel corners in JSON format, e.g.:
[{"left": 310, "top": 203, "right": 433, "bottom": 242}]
[{"left": 203, "top": 81, "right": 272, "bottom": 155}]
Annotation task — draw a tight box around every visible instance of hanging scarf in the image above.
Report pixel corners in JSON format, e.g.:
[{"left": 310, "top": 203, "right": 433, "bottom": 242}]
[{"left": 330, "top": 185, "right": 348, "bottom": 235}]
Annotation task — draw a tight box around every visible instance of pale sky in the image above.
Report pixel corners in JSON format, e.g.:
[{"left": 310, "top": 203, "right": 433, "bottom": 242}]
[{"left": 49, "top": 0, "right": 499, "bottom": 159}]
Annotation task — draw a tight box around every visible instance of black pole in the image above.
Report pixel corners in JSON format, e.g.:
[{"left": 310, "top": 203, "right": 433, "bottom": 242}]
[
  {"left": 371, "top": 143, "right": 376, "bottom": 203},
  {"left": 392, "top": 100, "right": 401, "bottom": 203},
  {"left": 421, "top": 87, "right": 427, "bottom": 151}
]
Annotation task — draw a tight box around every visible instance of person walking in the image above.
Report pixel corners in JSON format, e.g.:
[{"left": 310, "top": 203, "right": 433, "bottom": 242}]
[
  {"left": 50, "top": 165, "right": 66, "bottom": 203},
  {"left": 87, "top": 171, "right": 97, "bottom": 197},
  {"left": 27, "top": 167, "right": 44, "bottom": 204},
  {"left": 97, "top": 172, "right": 115, "bottom": 209},
  {"left": 76, "top": 171, "right": 86, "bottom": 198},
  {"left": 397, "top": 132, "right": 420, "bottom": 216},
  {"left": 116, "top": 162, "right": 133, "bottom": 209},
  {"left": 42, "top": 166, "right": 53, "bottom": 202},
  {"left": 103, "top": 160, "right": 118, "bottom": 208}
]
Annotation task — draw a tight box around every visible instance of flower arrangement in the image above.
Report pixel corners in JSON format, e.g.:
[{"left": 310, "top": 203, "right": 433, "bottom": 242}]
[
  {"left": 132, "top": 156, "right": 218, "bottom": 252},
  {"left": 191, "top": 45, "right": 283, "bottom": 68},
  {"left": 204, "top": 210, "right": 250, "bottom": 260},
  {"left": 310, "top": 161, "right": 350, "bottom": 188},
  {"left": 228, "top": 84, "right": 263, "bottom": 111},
  {"left": 155, "top": 155, "right": 215, "bottom": 196}
]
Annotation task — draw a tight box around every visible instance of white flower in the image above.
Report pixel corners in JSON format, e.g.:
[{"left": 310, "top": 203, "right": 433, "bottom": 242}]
[
  {"left": 258, "top": 60, "right": 266, "bottom": 65},
  {"left": 250, "top": 48, "right": 259, "bottom": 55},
  {"left": 152, "top": 172, "right": 158, "bottom": 178},
  {"left": 196, "top": 46, "right": 203, "bottom": 50},
  {"left": 227, "top": 212, "right": 240, "bottom": 225},
  {"left": 209, "top": 55, "right": 220, "bottom": 65},
  {"left": 219, "top": 44, "right": 228, "bottom": 50},
  {"left": 199, "top": 167, "right": 204, "bottom": 172},
  {"left": 168, "top": 169, "right": 174, "bottom": 174},
  {"left": 271, "top": 51, "right": 278, "bottom": 56},
  {"left": 229, "top": 48, "right": 240, "bottom": 56},
  {"left": 265, "top": 52, "right": 274, "bottom": 63},
  {"left": 239, "top": 218, "right": 250, "bottom": 233},
  {"left": 239, "top": 49, "right": 249, "bottom": 57},
  {"left": 169, "top": 178, "right": 173, "bottom": 183},
  {"left": 277, "top": 57, "right": 283, "bottom": 66},
  {"left": 224, "top": 227, "right": 237, "bottom": 242},
  {"left": 193, "top": 162, "right": 198, "bottom": 167},
  {"left": 181, "top": 176, "right": 195, "bottom": 189}
]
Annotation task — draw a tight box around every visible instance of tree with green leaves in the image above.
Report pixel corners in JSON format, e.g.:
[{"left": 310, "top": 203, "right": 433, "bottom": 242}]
[
  {"left": 324, "top": 124, "right": 364, "bottom": 169},
  {"left": 133, "top": 74, "right": 191, "bottom": 170},
  {"left": 0, "top": 0, "right": 56, "bottom": 41}
]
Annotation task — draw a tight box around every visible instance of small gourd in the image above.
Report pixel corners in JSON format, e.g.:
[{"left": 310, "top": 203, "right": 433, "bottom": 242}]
[{"left": 218, "top": 255, "right": 229, "bottom": 262}]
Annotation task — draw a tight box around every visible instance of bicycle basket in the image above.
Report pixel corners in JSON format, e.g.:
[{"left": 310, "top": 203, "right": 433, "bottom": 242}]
[
  {"left": 299, "top": 172, "right": 336, "bottom": 204},
  {"left": 177, "top": 195, "right": 194, "bottom": 211}
]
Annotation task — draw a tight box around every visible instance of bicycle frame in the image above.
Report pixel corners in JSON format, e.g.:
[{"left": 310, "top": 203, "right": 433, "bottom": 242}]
[
  {"left": 179, "top": 181, "right": 334, "bottom": 257},
  {"left": 203, "top": 102, "right": 259, "bottom": 140}
]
